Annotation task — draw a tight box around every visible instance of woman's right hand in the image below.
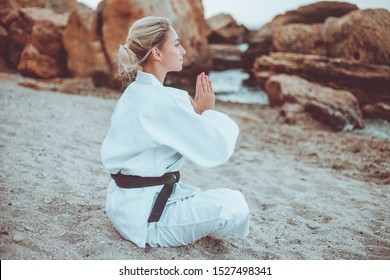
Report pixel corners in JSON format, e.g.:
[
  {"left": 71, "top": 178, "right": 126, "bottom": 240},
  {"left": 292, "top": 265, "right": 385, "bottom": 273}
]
[{"left": 190, "top": 72, "right": 215, "bottom": 114}]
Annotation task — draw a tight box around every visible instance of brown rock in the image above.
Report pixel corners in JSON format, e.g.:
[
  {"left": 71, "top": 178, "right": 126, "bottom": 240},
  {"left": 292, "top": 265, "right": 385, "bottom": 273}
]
[
  {"left": 209, "top": 44, "right": 242, "bottom": 70},
  {"left": 0, "top": 0, "right": 20, "bottom": 26},
  {"left": 8, "top": 10, "right": 32, "bottom": 66},
  {"left": 100, "top": 0, "right": 211, "bottom": 73},
  {"left": 166, "top": 0, "right": 211, "bottom": 72},
  {"left": 323, "top": 9, "right": 390, "bottom": 66},
  {"left": 253, "top": 52, "right": 390, "bottom": 107},
  {"left": 279, "top": 103, "right": 306, "bottom": 125},
  {"left": 250, "top": 1, "right": 357, "bottom": 45},
  {"left": 241, "top": 40, "right": 272, "bottom": 69},
  {"left": 63, "top": 8, "right": 111, "bottom": 86},
  {"left": 98, "top": 0, "right": 211, "bottom": 90},
  {"left": 265, "top": 74, "right": 364, "bottom": 131},
  {"left": 292, "top": 1, "right": 357, "bottom": 21},
  {"left": 0, "top": 56, "right": 8, "bottom": 71},
  {"left": 261, "top": 1, "right": 358, "bottom": 30},
  {"left": 207, "top": 13, "right": 236, "bottom": 33},
  {"left": 98, "top": 0, "right": 144, "bottom": 67},
  {"left": 362, "top": 103, "right": 390, "bottom": 121},
  {"left": 17, "top": 43, "right": 64, "bottom": 78},
  {"left": 207, "top": 13, "right": 247, "bottom": 44},
  {"left": 0, "top": 25, "right": 8, "bottom": 55},
  {"left": 242, "top": 1, "right": 357, "bottom": 70},
  {"left": 0, "top": 0, "right": 79, "bottom": 26},
  {"left": 0, "top": 25, "right": 9, "bottom": 71},
  {"left": 273, "top": 23, "right": 326, "bottom": 56},
  {"left": 16, "top": 0, "right": 78, "bottom": 14},
  {"left": 9, "top": 8, "right": 69, "bottom": 78}
]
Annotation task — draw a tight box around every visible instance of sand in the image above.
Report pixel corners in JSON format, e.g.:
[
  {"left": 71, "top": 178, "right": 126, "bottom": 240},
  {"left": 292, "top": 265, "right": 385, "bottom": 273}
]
[{"left": 0, "top": 74, "right": 389, "bottom": 260}]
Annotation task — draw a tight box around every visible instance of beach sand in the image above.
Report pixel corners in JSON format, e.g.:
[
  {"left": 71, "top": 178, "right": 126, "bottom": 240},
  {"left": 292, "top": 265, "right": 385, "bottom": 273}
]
[{"left": 1, "top": 74, "right": 389, "bottom": 260}]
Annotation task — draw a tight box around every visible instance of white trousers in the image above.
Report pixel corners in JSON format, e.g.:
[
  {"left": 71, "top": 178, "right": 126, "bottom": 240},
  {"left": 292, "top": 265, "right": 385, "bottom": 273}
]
[{"left": 146, "top": 188, "right": 250, "bottom": 247}]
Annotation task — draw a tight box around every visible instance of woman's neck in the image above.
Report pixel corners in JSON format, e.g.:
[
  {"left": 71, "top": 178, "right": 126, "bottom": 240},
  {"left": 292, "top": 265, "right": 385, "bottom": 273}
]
[{"left": 142, "top": 64, "right": 166, "bottom": 84}]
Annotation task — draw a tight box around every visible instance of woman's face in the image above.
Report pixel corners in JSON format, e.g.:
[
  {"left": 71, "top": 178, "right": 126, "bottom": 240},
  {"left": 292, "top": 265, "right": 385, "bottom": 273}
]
[{"left": 159, "top": 27, "right": 186, "bottom": 72}]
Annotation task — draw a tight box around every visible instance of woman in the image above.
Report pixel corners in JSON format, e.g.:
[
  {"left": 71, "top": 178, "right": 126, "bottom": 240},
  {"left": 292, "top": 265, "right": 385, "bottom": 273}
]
[{"left": 101, "top": 16, "right": 249, "bottom": 248}]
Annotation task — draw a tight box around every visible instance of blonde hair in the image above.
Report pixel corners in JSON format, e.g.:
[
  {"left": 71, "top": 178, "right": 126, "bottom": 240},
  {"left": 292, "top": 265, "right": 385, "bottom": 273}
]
[{"left": 116, "top": 16, "right": 171, "bottom": 86}]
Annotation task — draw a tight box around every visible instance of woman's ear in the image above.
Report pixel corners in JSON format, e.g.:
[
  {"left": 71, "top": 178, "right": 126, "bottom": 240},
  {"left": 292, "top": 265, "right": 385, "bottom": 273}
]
[{"left": 151, "top": 47, "right": 163, "bottom": 62}]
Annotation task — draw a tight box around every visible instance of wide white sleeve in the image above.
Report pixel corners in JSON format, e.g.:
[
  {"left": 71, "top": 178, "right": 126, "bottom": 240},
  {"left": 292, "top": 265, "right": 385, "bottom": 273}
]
[{"left": 140, "top": 95, "right": 239, "bottom": 168}]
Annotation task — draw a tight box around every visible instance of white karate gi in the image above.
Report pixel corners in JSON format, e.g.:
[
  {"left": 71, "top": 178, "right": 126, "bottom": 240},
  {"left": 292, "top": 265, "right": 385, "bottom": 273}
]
[{"left": 101, "top": 71, "right": 250, "bottom": 248}]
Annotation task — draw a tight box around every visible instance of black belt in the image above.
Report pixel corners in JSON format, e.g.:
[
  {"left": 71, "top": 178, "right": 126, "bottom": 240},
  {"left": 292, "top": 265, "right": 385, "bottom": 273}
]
[{"left": 110, "top": 171, "right": 180, "bottom": 222}]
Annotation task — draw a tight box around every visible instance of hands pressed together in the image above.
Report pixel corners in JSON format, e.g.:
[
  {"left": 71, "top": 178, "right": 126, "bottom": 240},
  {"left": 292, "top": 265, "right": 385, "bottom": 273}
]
[{"left": 190, "top": 72, "right": 215, "bottom": 114}]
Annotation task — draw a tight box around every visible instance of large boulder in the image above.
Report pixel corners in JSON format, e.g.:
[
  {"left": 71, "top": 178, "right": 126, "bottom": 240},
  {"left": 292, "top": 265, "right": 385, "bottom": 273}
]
[
  {"left": 272, "top": 23, "right": 326, "bottom": 56},
  {"left": 98, "top": 0, "right": 143, "bottom": 68},
  {"left": 0, "top": 57, "right": 7, "bottom": 71},
  {"left": 8, "top": 8, "right": 69, "bottom": 78},
  {"left": 0, "top": 0, "right": 79, "bottom": 26},
  {"left": 16, "top": 0, "right": 80, "bottom": 13},
  {"left": 242, "top": 1, "right": 357, "bottom": 70},
  {"left": 265, "top": 74, "right": 364, "bottom": 131},
  {"left": 62, "top": 7, "right": 112, "bottom": 86},
  {"left": 241, "top": 28, "right": 273, "bottom": 69},
  {"left": 362, "top": 103, "right": 390, "bottom": 121},
  {"left": 261, "top": 1, "right": 358, "bottom": 31},
  {"left": 99, "top": 0, "right": 211, "bottom": 75},
  {"left": 253, "top": 52, "right": 390, "bottom": 107},
  {"left": 0, "top": 0, "right": 20, "bottom": 26},
  {"left": 0, "top": 26, "right": 8, "bottom": 71},
  {"left": 207, "top": 13, "right": 248, "bottom": 44},
  {"left": 323, "top": 9, "right": 390, "bottom": 66},
  {"left": 18, "top": 43, "right": 64, "bottom": 78},
  {"left": 0, "top": 25, "right": 8, "bottom": 57}
]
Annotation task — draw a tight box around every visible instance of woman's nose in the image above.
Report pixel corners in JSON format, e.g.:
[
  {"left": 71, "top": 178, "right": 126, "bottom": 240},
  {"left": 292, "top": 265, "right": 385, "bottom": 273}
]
[{"left": 181, "top": 46, "right": 186, "bottom": 56}]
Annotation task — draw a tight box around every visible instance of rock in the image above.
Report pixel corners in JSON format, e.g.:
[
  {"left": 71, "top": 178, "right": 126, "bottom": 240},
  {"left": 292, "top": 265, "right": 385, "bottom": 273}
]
[
  {"left": 261, "top": 1, "right": 358, "bottom": 30},
  {"left": 241, "top": 42, "right": 273, "bottom": 70},
  {"left": 323, "top": 9, "right": 390, "bottom": 66},
  {"left": 242, "top": 1, "right": 357, "bottom": 70},
  {"left": 0, "top": 25, "right": 9, "bottom": 70},
  {"left": 279, "top": 103, "right": 307, "bottom": 125},
  {"left": 209, "top": 44, "right": 243, "bottom": 70},
  {"left": 97, "top": 0, "right": 212, "bottom": 89},
  {"left": 207, "top": 13, "right": 248, "bottom": 44},
  {"left": 16, "top": 0, "right": 79, "bottom": 14},
  {"left": 265, "top": 74, "right": 365, "bottom": 131},
  {"left": 1, "top": 0, "right": 80, "bottom": 25},
  {"left": 273, "top": 23, "right": 326, "bottom": 56},
  {"left": 18, "top": 80, "right": 45, "bottom": 90},
  {"left": 253, "top": 52, "right": 390, "bottom": 108},
  {"left": 0, "top": 57, "right": 8, "bottom": 71},
  {"left": 17, "top": 43, "right": 64, "bottom": 78},
  {"left": 18, "top": 76, "right": 119, "bottom": 97},
  {"left": 362, "top": 103, "right": 390, "bottom": 121},
  {"left": 0, "top": 25, "right": 8, "bottom": 54},
  {"left": 207, "top": 13, "right": 236, "bottom": 34},
  {"left": 63, "top": 7, "right": 112, "bottom": 87},
  {"left": 42, "top": 197, "right": 52, "bottom": 204},
  {"left": 99, "top": 0, "right": 211, "bottom": 77},
  {"left": 98, "top": 0, "right": 144, "bottom": 69},
  {"left": 12, "top": 232, "right": 24, "bottom": 242},
  {"left": 0, "top": 0, "right": 20, "bottom": 26},
  {"left": 9, "top": 8, "right": 69, "bottom": 77}
]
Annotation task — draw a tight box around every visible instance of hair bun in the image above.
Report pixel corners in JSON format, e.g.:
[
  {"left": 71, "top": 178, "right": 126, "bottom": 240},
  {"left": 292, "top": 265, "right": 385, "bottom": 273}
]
[
  {"left": 116, "top": 44, "right": 142, "bottom": 86},
  {"left": 116, "top": 16, "right": 171, "bottom": 87}
]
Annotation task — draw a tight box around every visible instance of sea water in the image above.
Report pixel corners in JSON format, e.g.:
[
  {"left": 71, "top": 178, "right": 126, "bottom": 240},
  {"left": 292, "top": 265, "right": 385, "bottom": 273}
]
[
  {"left": 210, "top": 69, "right": 390, "bottom": 140},
  {"left": 355, "top": 119, "right": 390, "bottom": 140},
  {"left": 209, "top": 69, "right": 268, "bottom": 105}
]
